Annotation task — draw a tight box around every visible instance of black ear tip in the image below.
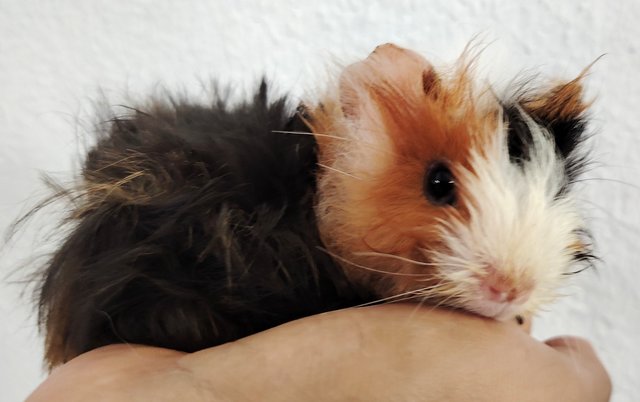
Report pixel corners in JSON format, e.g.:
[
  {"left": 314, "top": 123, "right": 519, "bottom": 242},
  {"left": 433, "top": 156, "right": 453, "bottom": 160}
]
[
  {"left": 549, "top": 117, "right": 588, "bottom": 159},
  {"left": 504, "top": 101, "right": 589, "bottom": 185}
]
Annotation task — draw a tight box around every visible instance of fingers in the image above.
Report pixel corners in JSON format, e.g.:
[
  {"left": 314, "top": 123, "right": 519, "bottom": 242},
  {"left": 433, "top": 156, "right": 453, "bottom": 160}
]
[
  {"left": 27, "top": 345, "right": 188, "bottom": 402},
  {"left": 545, "top": 336, "right": 612, "bottom": 402},
  {"left": 545, "top": 335, "right": 592, "bottom": 350}
]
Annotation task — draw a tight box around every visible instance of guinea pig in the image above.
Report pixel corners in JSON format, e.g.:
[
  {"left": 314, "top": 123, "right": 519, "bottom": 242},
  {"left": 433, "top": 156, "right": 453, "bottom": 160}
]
[
  {"left": 307, "top": 43, "right": 593, "bottom": 322},
  {"left": 32, "top": 43, "right": 594, "bottom": 368}
]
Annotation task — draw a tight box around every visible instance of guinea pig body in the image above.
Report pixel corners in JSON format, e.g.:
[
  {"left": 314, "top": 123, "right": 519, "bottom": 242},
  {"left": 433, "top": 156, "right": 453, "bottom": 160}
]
[
  {"left": 308, "top": 43, "right": 593, "bottom": 321},
  {"left": 34, "top": 44, "right": 595, "bottom": 368}
]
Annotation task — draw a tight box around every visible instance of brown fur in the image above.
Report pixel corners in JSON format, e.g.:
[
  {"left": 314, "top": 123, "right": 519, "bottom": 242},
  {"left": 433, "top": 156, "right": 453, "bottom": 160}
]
[
  {"left": 30, "top": 85, "right": 366, "bottom": 368},
  {"left": 523, "top": 79, "right": 588, "bottom": 122},
  {"left": 308, "top": 44, "right": 499, "bottom": 296}
]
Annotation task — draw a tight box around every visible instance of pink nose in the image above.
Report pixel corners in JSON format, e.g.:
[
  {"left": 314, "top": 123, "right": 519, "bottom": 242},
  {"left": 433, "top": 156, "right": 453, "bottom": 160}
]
[
  {"left": 484, "top": 283, "right": 517, "bottom": 303},
  {"left": 480, "top": 269, "right": 532, "bottom": 304}
]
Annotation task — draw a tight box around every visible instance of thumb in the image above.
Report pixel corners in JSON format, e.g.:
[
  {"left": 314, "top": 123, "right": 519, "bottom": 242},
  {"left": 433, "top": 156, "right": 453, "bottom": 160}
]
[{"left": 545, "top": 336, "right": 612, "bottom": 401}]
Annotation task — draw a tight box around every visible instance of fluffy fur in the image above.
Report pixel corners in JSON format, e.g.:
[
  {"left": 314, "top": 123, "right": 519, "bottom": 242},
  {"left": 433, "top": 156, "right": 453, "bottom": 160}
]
[
  {"left": 35, "top": 82, "right": 367, "bottom": 368},
  {"left": 308, "top": 44, "right": 593, "bottom": 320},
  {"left": 31, "top": 43, "right": 594, "bottom": 368}
]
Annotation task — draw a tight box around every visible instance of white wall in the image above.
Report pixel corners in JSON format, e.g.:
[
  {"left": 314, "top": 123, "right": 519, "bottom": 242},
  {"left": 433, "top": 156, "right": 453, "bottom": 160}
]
[{"left": 1, "top": 0, "right": 638, "bottom": 400}]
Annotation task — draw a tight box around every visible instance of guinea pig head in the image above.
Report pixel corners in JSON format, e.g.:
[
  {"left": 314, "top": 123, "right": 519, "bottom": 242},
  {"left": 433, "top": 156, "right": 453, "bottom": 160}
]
[{"left": 308, "top": 43, "right": 593, "bottom": 320}]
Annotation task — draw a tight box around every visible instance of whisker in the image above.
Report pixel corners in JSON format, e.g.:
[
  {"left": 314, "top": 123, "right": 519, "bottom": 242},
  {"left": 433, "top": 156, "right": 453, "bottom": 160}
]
[
  {"left": 352, "top": 251, "right": 440, "bottom": 267},
  {"left": 417, "top": 256, "right": 472, "bottom": 271},
  {"left": 416, "top": 281, "right": 451, "bottom": 299},
  {"left": 575, "top": 198, "right": 638, "bottom": 235},
  {"left": 390, "top": 294, "right": 431, "bottom": 304},
  {"left": 423, "top": 251, "right": 482, "bottom": 271},
  {"left": 425, "top": 292, "right": 463, "bottom": 313},
  {"left": 404, "top": 280, "right": 463, "bottom": 322},
  {"left": 271, "top": 130, "right": 406, "bottom": 162},
  {"left": 356, "top": 284, "right": 443, "bottom": 307},
  {"left": 356, "top": 292, "right": 425, "bottom": 307},
  {"left": 572, "top": 177, "right": 640, "bottom": 192},
  {"left": 318, "top": 247, "right": 431, "bottom": 277},
  {"left": 271, "top": 130, "right": 352, "bottom": 142},
  {"left": 428, "top": 261, "right": 472, "bottom": 271},
  {"left": 383, "top": 297, "right": 422, "bottom": 307},
  {"left": 421, "top": 284, "right": 458, "bottom": 301},
  {"left": 407, "top": 294, "right": 434, "bottom": 322},
  {"left": 317, "top": 163, "right": 363, "bottom": 180}
]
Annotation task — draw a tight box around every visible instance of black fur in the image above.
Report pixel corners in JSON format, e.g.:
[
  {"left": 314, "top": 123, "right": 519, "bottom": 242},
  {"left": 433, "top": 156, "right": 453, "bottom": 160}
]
[
  {"left": 504, "top": 104, "right": 589, "bottom": 187},
  {"left": 37, "top": 82, "right": 368, "bottom": 366},
  {"left": 504, "top": 101, "right": 594, "bottom": 270},
  {"left": 547, "top": 115, "right": 590, "bottom": 187},
  {"left": 505, "top": 105, "right": 534, "bottom": 164}
]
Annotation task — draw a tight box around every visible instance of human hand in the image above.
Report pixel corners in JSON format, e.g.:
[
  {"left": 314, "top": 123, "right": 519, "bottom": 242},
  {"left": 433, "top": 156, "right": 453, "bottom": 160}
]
[{"left": 27, "top": 305, "right": 611, "bottom": 402}]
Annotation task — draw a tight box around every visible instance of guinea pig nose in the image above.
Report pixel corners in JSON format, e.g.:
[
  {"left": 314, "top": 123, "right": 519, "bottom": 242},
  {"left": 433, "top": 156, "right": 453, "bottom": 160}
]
[
  {"left": 479, "top": 268, "right": 530, "bottom": 303},
  {"left": 484, "top": 283, "right": 516, "bottom": 303}
]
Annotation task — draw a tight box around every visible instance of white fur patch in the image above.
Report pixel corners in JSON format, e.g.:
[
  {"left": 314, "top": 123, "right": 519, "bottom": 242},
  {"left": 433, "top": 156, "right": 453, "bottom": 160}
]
[{"left": 430, "top": 111, "right": 585, "bottom": 320}]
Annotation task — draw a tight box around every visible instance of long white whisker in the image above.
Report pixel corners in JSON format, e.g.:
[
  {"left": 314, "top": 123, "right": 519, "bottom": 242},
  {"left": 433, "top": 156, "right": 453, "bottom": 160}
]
[
  {"left": 317, "top": 163, "right": 363, "bottom": 180},
  {"left": 426, "top": 292, "right": 463, "bottom": 313},
  {"left": 424, "top": 253, "right": 483, "bottom": 272},
  {"left": 271, "top": 130, "right": 352, "bottom": 142},
  {"left": 355, "top": 285, "right": 442, "bottom": 307},
  {"left": 271, "top": 130, "right": 405, "bottom": 161},
  {"left": 352, "top": 251, "right": 440, "bottom": 266},
  {"left": 420, "top": 260, "right": 471, "bottom": 271},
  {"left": 572, "top": 177, "right": 640, "bottom": 192},
  {"left": 382, "top": 294, "right": 427, "bottom": 305},
  {"left": 356, "top": 292, "right": 424, "bottom": 307},
  {"left": 424, "top": 251, "right": 478, "bottom": 270},
  {"left": 407, "top": 295, "right": 433, "bottom": 322},
  {"left": 319, "top": 247, "right": 431, "bottom": 277}
]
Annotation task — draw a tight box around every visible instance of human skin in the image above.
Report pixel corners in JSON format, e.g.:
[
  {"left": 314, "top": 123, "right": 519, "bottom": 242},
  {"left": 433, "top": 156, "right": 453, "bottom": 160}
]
[{"left": 27, "top": 305, "right": 611, "bottom": 402}]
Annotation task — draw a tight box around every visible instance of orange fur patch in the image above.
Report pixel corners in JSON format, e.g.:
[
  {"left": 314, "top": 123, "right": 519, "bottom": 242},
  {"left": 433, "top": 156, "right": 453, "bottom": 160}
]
[
  {"left": 307, "top": 44, "right": 498, "bottom": 295},
  {"left": 523, "top": 79, "right": 588, "bottom": 122}
]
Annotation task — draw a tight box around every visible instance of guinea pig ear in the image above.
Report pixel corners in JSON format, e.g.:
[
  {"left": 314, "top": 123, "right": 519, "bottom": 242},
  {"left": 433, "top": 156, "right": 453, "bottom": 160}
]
[
  {"left": 522, "top": 79, "right": 590, "bottom": 159},
  {"left": 339, "top": 43, "right": 438, "bottom": 119},
  {"left": 422, "top": 69, "right": 441, "bottom": 98}
]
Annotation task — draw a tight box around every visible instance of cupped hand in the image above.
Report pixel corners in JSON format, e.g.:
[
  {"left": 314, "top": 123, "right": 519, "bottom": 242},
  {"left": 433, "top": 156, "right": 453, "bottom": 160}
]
[{"left": 27, "top": 305, "right": 611, "bottom": 402}]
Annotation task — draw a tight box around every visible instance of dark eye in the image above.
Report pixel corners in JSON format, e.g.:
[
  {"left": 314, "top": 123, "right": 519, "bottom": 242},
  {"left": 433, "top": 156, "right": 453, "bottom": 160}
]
[{"left": 424, "top": 162, "right": 456, "bottom": 206}]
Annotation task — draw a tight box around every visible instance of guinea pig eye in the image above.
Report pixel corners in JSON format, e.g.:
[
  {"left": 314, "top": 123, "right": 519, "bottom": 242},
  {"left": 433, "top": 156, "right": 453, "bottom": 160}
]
[{"left": 424, "top": 162, "right": 456, "bottom": 206}]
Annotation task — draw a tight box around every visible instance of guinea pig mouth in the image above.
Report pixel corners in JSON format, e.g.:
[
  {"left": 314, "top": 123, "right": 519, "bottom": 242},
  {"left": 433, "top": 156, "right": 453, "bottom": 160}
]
[
  {"left": 463, "top": 267, "right": 534, "bottom": 319},
  {"left": 465, "top": 298, "right": 524, "bottom": 321}
]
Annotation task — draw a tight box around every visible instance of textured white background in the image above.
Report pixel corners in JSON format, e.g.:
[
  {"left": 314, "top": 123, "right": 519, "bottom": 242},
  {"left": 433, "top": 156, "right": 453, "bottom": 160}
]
[{"left": 1, "top": 0, "right": 639, "bottom": 400}]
